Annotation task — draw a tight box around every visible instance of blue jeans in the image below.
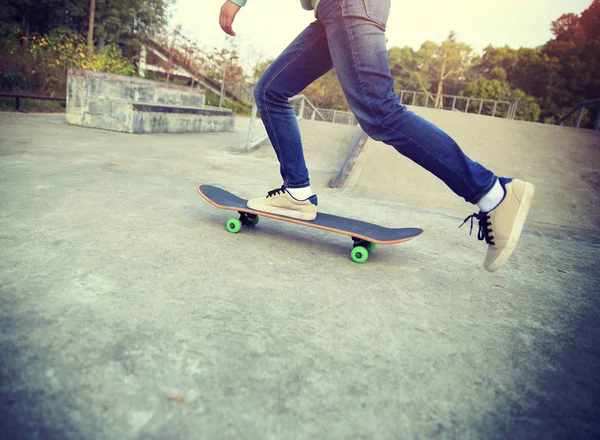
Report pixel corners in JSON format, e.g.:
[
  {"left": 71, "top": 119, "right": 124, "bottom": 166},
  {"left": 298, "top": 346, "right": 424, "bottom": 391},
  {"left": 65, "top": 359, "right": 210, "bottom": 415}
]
[{"left": 253, "top": 0, "right": 496, "bottom": 203}]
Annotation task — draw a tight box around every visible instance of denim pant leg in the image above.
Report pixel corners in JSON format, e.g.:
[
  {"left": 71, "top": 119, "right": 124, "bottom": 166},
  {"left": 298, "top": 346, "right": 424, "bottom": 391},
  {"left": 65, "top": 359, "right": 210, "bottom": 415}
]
[
  {"left": 253, "top": 21, "right": 333, "bottom": 189},
  {"left": 316, "top": 0, "right": 496, "bottom": 203}
]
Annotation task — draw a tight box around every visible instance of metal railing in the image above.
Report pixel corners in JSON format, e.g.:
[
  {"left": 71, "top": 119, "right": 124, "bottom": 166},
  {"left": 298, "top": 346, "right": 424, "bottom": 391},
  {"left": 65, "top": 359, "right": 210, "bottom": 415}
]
[
  {"left": 397, "top": 90, "right": 518, "bottom": 119},
  {"left": 245, "top": 95, "right": 357, "bottom": 151},
  {"left": 556, "top": 98, "right": 600, "bottom": 130},
  {"left": 290, "top": 97, "right": 358, "bottom": 125},
  {"left": 243, "top": 91, "right": 522, "bottom": 151},
  {"left": 0, "top": 93, "right": 66, "bottom": 111}
]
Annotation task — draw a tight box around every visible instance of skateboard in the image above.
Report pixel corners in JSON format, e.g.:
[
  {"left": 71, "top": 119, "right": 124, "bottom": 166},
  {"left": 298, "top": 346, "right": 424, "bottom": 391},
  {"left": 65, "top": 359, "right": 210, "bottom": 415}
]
[{"left": 197, "top": 185, "right": 423, "bottom": 263}]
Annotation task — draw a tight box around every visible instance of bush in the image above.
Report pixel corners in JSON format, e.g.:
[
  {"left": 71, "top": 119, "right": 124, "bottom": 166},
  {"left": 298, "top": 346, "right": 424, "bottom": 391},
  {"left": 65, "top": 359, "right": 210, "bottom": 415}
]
[
  {"left": 461, "top": 78, "right": 541, "bottom": 121},
  {"left": 0, "top": 97, "right": 66, "bottom": 112},
  {"left": 203, "top": 88, "right": 251, "bottom": 115},
  {"left": 0, "top": 24, "right": 135, "bottom": 98}
]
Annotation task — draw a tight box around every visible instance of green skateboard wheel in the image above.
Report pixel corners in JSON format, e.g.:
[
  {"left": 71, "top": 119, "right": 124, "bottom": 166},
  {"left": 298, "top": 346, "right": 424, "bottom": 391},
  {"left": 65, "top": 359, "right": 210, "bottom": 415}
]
[
  {"left": 226, "top": 218, "right": 242, "bottom": 233},
  {"left": 366, "top": 242, "right": 376, "bottom": 252},
  {"left": 251, "top": 216, "right": 259, "bottom": 226},
  {"left": 351, "top": 246, "right": 369, "bottom": 263}
]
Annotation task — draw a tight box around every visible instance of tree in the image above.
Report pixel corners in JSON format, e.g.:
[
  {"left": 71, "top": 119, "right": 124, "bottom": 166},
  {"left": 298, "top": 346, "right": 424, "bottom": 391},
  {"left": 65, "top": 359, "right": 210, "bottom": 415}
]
[
  {"left": 430, "top": 32, "right": 475, "bottom": 107},
  {"left": 541, "top": 0, "right": 600, "bottom": 126},
  {"left": 252, "top": 59, "right": 273, "bottom": 84},
  {"left": 388, "top": 45, "right": 433, "bottom": 97},
  {"left": 87, "top": 0, "right": 96, "bottom": 60},
  {"left": 579, "top": 0, "right": 600, "bottom": 41},
  {"left": 302, "top": 70, "right": 349, "bottom": 111},
  {"left": 92, "top": 0, "right": 172, "bottom": 50},
  {"left": 2, "top": 0, "right": 172, "bottom": 51},
  {"left": 462, "top": 78, "right": 541, "bottom": 121},
  {"left": 474, "top": 45, "right": 561, "bottom": 100},
  {"left": 247, "top": 58, "right": 349, "bottom": 110},
  {"left": 389, "top": 32, "right": 476, "bottom": 107}
]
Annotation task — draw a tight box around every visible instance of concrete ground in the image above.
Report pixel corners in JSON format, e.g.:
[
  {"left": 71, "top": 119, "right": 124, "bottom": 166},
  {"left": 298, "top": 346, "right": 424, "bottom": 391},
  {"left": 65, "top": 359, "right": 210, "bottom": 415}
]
[{"left": 0, "top": 112, "right": 599, "bottom": 439}]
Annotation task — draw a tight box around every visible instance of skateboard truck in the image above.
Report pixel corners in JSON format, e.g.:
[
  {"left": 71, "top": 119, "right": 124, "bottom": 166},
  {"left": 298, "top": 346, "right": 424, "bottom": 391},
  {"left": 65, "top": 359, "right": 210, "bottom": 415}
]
[
  {"left": 238, "top": 211, "right": 259, "bottom": 227},
  {"left": 225, "top": 212, "right": 259, "bottom": 233},
  {"left": 352, "top": 237, "right": 376, "bottom": 263},
  {"left": 352, "top": 237, "right": 376, "bottom": 251}
]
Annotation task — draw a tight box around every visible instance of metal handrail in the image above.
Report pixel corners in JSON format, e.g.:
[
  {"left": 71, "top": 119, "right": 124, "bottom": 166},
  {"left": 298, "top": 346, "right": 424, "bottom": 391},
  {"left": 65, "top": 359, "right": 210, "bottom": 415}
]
[
  {"left": 293, "top": 94, "right": 326, "bottom": 121},
  {"left": 557, "top": 98, "right": 600, "bottom": 130},
  {"left": 244, "top": 97, "right": 306, "bottom": 151},
  {"left": 396, "top": 90, "right": 518, "bottom": 119},
  {"left": 244, "top": 95, "right": 357, "bottom": 151}
]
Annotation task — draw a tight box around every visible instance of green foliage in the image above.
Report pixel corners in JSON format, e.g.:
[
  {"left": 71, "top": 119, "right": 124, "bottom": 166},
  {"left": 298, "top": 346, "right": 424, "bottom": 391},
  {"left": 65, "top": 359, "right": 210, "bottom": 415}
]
[
  {"left": 201, "top": 87, "right": 219, "bottom": 106},
  {"left": 3, "top": 0, "right": 599, "bottom": 125},
  {"left": 84, "top": 43, "right": 136, "bottom": 75},
  {"left": 0, "top": 24, "right": 135, "bottom": 96},
  {"left": 389, "top": 32, "right": 476, "bottom": 106},
  {"left": 250, "top": 58, "right": 350, "bottom": 111},
  {"left": 201, "top": 88, "right": 251, "bottom": 115},
  {"left": 252, "top": 59, "right": 273, "bottom": 83},
  {"left": 463, "top": 78, "right": 511, "bottom": 100},
  {"left": 469, "top": 0, "right": 600, "bottom": 126},
  {"left": 302, "top": 70, "right": 349, "bottom": 111},
  {"left": 462, "top": 78, "right": 541, "bottom": 121},
  {"left": 474, "top": 45, "right": 562, "bottom": 106},
  {"left": 227, "top": 99, "right": 252, "bottom": 116},
  {"left": 386, "top": 1, "right": 600, "bottom": 126},
  {"left": 2, "top": 0, "right": 172, "bottom": 51},
  {"left": 389, "top": 46, "right": 430, "bottom": 92},
  {"left": 93, "top": 0, "right": 173, "bottom": 51},
  {"left": 540, "top": 2, "right": 600, "bottom": 127},
  {"left": 0, "top": 97, "right": 66, "bottom": 112}
]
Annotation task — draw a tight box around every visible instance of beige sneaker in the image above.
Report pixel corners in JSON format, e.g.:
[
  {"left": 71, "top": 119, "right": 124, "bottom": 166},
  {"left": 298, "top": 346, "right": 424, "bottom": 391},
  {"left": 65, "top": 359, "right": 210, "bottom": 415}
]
[
  {"left": 247, "top": 186, "right": 318, "bottom": 221},
  {"left": 461, "top": 178, "right": 535, "bottom": 272}
]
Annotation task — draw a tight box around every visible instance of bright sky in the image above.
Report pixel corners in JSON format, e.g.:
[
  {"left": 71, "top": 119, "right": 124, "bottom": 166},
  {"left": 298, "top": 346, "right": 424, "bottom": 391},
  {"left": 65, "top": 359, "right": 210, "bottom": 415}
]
[{"left": 169, "top": 0, "right": 592, "bottom": 70}]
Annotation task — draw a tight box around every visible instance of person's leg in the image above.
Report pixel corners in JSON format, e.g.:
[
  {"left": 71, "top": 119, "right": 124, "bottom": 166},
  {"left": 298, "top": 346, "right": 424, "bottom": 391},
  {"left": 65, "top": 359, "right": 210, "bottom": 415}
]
[
  {"left": 317, "top": 0, "right": 495, "bottom": 204},
  {"left": 316, "top": 0, "right": 535, "bottom": 271},
  {"left": 254, "top": 21, "right": 333, "bottom": 189},
  {"left": 247, "top": 20, "right": 334, "bottom": 220}
]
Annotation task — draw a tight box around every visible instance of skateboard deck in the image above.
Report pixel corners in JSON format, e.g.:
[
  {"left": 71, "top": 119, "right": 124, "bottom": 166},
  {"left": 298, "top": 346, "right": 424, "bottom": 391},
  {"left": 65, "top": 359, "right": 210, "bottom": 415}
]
[{"left": 197, "top": 184, "right": 423, "bottom": 263}]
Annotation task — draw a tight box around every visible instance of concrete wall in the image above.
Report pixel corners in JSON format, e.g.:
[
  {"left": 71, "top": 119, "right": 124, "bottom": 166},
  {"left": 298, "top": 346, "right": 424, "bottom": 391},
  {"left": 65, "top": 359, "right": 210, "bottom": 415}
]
[
  {"left": 66, "top": 69, "right": 235, "bottom": 134},
  {"left": 130, "top": 106, "right": 235, "bottom": 134}
]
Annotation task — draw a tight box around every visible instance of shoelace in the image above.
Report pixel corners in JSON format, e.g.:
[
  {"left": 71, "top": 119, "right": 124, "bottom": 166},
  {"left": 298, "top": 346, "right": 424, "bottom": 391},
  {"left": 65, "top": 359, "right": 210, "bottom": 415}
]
[
  {"left": 459, "top": 212, "right": 495, "bottom": 246},
  {"left": 266, "top": 186, "right": 286, "bottom": 198}
]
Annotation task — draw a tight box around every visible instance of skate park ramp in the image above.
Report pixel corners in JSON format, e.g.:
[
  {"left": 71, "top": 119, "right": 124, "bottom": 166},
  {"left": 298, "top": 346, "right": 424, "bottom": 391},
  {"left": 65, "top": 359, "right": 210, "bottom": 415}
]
[
  {"left": 248, "top": 119, "right": 363, "bottom": 189},
  {"left": 0, "top": 112, "right": 599, "bottom": 439},
  {"left": 348, "top": 106, "right": 600, "bottom": 242}
]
